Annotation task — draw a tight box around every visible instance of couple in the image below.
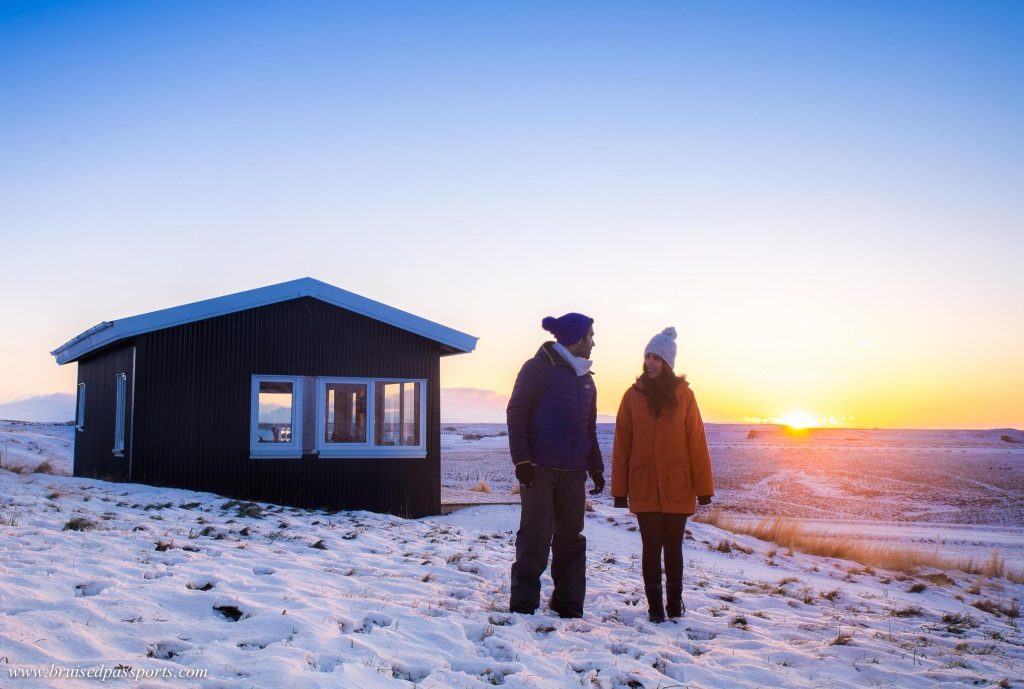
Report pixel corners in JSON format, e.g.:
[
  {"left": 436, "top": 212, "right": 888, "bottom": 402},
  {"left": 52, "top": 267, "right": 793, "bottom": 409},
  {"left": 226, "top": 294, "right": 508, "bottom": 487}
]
[{"left": 506, "top": 312, "right": 715, "bottom": 623}]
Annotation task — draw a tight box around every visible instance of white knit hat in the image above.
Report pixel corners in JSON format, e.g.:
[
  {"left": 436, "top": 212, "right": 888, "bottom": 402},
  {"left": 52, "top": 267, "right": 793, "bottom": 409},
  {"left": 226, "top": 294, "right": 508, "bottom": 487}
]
[{"left": 644, "top": 327, "right": 677, "bottom": 369}]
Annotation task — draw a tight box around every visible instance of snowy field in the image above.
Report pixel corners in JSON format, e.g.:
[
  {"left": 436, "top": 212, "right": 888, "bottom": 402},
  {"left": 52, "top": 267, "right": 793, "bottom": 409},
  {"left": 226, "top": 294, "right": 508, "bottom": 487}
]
[
  {"left": 442, "top": 424, "right": 1024, "bottom": 525},
  {"left": 1, "top": 422, "right": 1023, "bottom": 688},
  {"left": 443, "top": 424, "right": 1024, "bottom": 569}
]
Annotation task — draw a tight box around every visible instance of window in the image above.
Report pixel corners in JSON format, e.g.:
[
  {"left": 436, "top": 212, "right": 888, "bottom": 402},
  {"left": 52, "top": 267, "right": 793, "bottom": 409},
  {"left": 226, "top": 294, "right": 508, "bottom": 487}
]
[
  {"left": 323, "top": 381, "right": 368, "bottom": 443},
  {"left": 250, "top": 376, "right": 303, "bottom": 458},
  {"left": 375, "top": 381, "right": 421, "bottom": 447},
  {"left": 76, "top": 383, "right": 86, "bottom": 431},
  {"left": 113, "top": 373, "right": 127, "bottom": 456},
  {"left": 316, "top": 378, "right": 425, "bottom": 458}
]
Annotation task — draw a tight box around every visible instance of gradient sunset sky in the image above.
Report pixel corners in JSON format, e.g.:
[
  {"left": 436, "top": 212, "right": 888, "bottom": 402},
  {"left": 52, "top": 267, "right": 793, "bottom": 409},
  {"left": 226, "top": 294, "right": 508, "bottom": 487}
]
[{"left": 2, "top": 1, "right": 1022, "bottom": 429}]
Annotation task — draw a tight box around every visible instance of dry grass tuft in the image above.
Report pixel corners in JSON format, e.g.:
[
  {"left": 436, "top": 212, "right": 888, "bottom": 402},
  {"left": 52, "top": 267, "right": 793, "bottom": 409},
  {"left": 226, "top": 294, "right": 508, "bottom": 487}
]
[
  {"left": 63, "top": 517, "right": 98, "bottom": 532},
  {"left": 0, "top": 461, "right": 29, "bottom": 475},
  {"left": 922, "top": 572, "right": 957, "bottom": 587},
  {"left": 33, "top": 460, "right": 59, "bottom": 475},
  {"left": 972, "top": 598, "right": 1020, "bottom": 619},
  {"left": 468, "top": 480, "right": 491, "bottom": 494},
  {"left": 694, "top": 511, "right": 1024, "bottom": 583}
]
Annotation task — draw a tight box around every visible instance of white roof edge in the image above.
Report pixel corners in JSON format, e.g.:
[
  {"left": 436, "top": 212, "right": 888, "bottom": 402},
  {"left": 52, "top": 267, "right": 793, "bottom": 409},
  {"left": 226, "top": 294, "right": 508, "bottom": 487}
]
[{"left": 52, "top": 277, "right": 477, "bottom": 365}]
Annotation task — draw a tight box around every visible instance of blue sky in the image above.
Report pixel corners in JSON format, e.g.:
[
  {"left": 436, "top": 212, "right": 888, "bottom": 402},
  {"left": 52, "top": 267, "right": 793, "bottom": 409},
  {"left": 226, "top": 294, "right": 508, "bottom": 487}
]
[{"left": 2, "top": 1, "right": 1022, "bottom": 427}]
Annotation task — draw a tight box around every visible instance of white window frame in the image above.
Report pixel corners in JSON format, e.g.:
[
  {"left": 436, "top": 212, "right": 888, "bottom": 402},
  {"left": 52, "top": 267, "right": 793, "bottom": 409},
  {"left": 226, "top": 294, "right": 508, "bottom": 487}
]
[
  {"left": 316, "top": 377, "right": 427, "bottom": 459},
  {"left": 112, "top": 373, "right": 127, "bottom": 456},
  {"left": 250, "top": 375, "right": 304, "bottom": 459},
  {"left": 76, "top": 382, "right": 86, "bottom": 432}
]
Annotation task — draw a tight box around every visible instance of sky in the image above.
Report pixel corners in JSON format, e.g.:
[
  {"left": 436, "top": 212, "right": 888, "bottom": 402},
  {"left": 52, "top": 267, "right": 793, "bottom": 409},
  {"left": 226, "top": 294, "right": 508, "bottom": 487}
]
[{"left": 2, "top": 0, "right": 1022, "bottom": 429}]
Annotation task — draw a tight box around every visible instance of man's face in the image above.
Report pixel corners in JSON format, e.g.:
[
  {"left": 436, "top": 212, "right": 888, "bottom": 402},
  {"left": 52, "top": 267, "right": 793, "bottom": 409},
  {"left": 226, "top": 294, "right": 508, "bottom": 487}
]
[{"left": 572, "top": 326, "right": 595, "bottom": 359}]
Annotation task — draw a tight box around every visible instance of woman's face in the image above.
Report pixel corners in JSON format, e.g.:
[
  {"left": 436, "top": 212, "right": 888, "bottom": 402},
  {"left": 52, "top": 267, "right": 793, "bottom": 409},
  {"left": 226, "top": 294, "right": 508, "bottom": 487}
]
[{"left": 644, "top": 353, "right": 664, "bottom": 379}]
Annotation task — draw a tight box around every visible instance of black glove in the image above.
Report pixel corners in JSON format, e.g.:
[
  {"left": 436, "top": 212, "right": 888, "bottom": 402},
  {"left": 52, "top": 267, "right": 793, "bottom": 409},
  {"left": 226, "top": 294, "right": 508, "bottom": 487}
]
[
  {"left": 698, "top": 495, "right": 712, "bottom": 506},
  {"left": 614, "top": 496, "right": 628, "bottom": 509},
  {"left": 588, "top": 471, "right": 605, "bottom": 495},
  {"left": 515, "top": 462, "right": 534, "bottom": 487}
]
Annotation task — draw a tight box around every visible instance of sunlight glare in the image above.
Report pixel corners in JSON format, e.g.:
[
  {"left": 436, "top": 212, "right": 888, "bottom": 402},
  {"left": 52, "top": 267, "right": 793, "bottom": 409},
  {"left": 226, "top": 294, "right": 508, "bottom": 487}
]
[{"left": 781, "top": 411, "right": 818, "bottom": 430}]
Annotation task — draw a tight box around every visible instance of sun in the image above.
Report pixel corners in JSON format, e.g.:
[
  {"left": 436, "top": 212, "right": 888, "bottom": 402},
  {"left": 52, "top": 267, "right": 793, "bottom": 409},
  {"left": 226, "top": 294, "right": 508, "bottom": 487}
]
[{"left": 780, "top": 410, "right": 818, "bottom": 430}]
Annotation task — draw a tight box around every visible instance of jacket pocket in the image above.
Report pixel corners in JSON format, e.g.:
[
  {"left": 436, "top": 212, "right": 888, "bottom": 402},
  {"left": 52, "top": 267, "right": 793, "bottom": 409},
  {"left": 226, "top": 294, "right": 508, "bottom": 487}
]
[
  {"left": 664, "top": 458, "right": 693, "bottom": 501},
  {"left": 629, "top": 465, "right": 654, "bottom": 501}
]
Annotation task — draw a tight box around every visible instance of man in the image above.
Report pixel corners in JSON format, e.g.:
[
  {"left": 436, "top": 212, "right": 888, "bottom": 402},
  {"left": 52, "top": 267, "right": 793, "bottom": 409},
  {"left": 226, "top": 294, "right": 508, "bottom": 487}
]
[{"left": 507, "top": 312, "right": 604, "bottom": 618}]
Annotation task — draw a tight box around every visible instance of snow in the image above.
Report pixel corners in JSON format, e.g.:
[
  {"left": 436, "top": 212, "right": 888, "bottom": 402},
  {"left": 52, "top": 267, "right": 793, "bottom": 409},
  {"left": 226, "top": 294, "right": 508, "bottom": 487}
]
[
  {"left": 2, "top": 424, "right": 1023, "bottom": 688},
  {"left": 443, "top": 424, "right": 1024, "bottom": 526},
  {"left": 0, "top": 422, "right": 74, "bottom": 472}
]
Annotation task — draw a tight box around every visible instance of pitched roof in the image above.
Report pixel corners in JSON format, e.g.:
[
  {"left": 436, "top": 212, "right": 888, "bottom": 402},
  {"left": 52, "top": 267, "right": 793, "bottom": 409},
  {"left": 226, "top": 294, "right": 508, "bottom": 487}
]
[{"left": 51, "top": 277, "right": 477, "bottom": 365}]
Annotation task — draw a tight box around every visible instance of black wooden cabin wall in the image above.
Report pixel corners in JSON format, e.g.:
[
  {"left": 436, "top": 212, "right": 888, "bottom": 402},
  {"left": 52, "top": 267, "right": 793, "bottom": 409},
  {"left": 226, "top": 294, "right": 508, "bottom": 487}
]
[
  {"left": 74, "top": 343, "right": 134, "bottom": 481},
  {"left": 125, "top": 298, "right": 443, "bottom": 516}
]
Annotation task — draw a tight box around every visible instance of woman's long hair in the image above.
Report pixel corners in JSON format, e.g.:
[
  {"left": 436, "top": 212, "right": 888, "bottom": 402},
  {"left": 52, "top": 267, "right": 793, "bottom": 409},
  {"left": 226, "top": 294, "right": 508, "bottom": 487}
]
[{"left": 634, "top": 359, "right": 688, "bottom": 418}]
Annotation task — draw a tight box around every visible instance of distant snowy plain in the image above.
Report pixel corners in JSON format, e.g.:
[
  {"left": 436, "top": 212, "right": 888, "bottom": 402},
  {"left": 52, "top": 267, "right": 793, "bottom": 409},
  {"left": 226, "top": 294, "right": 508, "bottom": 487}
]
[{"left": 1, "top": 421, "right": 1023, "bottom": 688}]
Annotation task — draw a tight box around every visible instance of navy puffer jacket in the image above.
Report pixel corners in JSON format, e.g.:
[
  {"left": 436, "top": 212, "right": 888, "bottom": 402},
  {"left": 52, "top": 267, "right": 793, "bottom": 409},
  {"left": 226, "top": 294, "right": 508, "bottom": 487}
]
[{"left": 507, "top": 342, "right": 603, "bottom": 472}]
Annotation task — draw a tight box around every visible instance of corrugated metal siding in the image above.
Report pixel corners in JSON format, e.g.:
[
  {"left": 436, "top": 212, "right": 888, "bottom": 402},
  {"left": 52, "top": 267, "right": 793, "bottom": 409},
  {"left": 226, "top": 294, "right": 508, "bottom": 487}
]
[
  {"left": 131, "top": 298, "right": 443, "bottom": 516},
  {"left": 74, "top": 344, "right": 134, "bottom": 481}
]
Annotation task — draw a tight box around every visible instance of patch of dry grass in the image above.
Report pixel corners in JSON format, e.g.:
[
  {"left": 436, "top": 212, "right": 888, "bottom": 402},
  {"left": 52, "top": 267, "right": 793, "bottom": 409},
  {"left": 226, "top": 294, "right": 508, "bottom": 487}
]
[
  {"left": 33, "top": 460, "right": 58, "bottom": 475},
  {"left": 694, "top": 509, "right": 1024, "bottom": 584},
  {"left": 972, "top": 598, "right": 1020, "bottom": 619},
  {"left": 468, "top": 480, "right": 491, "bottom": 494},
  {"left": 63, "top": 517, "right": 98, "bottom": 531},
  {"left": 0, "top": 460, "right": 29, "bottom": 475}
]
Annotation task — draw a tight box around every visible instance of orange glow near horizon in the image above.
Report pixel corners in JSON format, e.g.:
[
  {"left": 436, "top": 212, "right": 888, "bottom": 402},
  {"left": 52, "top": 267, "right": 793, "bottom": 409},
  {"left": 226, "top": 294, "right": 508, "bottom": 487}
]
[{"left": 436, "top": 316, "right": 1024, "bottom": 430}]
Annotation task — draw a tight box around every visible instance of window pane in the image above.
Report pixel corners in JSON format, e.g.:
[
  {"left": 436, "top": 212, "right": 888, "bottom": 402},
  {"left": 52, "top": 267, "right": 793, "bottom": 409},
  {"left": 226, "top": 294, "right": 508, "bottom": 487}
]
[
  {"left": 325, "top": 383, "right": 367, "bottom": 443},
  {"left": 114, "top": 373, "right": 127, "bottom": 452},
  {"left": 403, "top": 383, "right": 420, "bottom": 446},
  {"left": 76, "top": 383, "right": 87, "bottom": 430},
  {"left": 258, "top": 381, "right": 293, "bottom": 443},
  {"left": 374, "top": 381, "right": 420, "bottom": 447}
]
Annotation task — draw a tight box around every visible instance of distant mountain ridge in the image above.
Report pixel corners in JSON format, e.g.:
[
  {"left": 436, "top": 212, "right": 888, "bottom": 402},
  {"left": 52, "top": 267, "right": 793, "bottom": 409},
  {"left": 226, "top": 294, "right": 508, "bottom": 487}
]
[
  {"left": 0, "top": 388, "right": 616, "bottom": 425},
  {"left": 441, "top": 387, "right": 615, "bottom": 423},
  {"left": 0, "top": 393, "right": 75, "bottom": 422}
]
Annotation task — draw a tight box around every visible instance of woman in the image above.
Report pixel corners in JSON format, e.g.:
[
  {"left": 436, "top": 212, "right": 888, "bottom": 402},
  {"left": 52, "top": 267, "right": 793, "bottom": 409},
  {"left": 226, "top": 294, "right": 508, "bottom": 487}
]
[{"left": 611, "top": 327, "right": 714, "bottom": 622}]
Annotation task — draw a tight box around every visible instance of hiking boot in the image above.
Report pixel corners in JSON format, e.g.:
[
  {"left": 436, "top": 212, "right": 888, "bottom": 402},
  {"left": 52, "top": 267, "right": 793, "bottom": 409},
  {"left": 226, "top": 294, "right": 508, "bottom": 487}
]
[
  {"left": 645, "top": 586, "right": 666, "bottom": 623},
  {"left": 550, "top": 601, "right": 583, "bottom": 619},
  {"left": 666, "top": 582, "right": 684, "bottom": 619}
]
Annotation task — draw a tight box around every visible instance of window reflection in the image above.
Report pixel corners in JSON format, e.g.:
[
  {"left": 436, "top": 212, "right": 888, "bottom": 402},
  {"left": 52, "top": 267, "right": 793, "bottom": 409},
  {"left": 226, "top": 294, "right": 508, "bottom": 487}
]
[
  {"left": 258, "top": 381, "right": 293, "bottom": 443},
  {"left": 325, "top": 383, "right": 367, "bottom": 443},
  {"left": 374, "top": 381, "right": 420, "bottom": 446}
]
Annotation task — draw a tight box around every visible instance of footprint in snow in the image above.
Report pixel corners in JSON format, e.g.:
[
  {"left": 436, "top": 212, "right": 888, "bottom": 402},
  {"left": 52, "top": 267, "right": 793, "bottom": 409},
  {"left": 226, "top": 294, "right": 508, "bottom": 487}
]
[
  {"left": 684, "top": 626, "right": 718, "bottom": 641},
  {"left": 356, "top": 613, "right": 393, "bottom": 633},
  {"left": 147, "top": 640, "right": 192, "bottom": 660},
  {"left": 74, "top": 581, "right": 111, "bottom": 597},
  {"left": 481, "top": 638, "right": 518, "bottom": 662}
]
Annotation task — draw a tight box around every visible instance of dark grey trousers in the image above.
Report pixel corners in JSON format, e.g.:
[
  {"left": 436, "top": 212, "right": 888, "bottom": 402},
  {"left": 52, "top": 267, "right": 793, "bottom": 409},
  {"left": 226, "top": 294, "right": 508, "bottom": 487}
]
[{"left": 509, "top": 465, "right": 587, "bottom": 615}]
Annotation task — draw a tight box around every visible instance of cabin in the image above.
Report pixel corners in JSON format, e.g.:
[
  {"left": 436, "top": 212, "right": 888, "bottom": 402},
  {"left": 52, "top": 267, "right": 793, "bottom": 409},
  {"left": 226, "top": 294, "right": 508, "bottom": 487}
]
[{"left": 51, "top": 278, "right": 477, "bottom": 517}]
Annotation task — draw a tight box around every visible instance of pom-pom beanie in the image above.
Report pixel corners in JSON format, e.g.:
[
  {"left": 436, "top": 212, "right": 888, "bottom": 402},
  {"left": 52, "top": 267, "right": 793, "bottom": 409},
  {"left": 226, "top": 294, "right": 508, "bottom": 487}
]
[
  {"left": 541, "top": 313, "right": 593, "bottom": 346},
  {"left": 644, "top": 327, "right": 677, "bottom": 369}
]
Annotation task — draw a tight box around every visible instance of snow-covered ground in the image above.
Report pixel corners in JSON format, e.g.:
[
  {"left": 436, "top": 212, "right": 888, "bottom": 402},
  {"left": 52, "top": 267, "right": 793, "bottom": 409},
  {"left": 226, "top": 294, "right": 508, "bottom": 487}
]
[
  {"left": 0, "top": 422, "right": 75, "bottom": 474},
  {"left": 443, "top": 424, "right": 1024, "bottom": 525},
  {"left": 3, "top": 470, "right": 1024, "bottom": 689},
  {"left": 2, "top": 423, "right": 1023, "bottom": 688}
]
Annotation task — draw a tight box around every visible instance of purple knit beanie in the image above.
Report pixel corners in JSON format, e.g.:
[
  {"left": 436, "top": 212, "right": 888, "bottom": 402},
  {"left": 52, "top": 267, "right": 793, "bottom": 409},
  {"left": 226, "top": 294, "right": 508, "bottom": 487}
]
[{"left": 541, "top": 313, "right": 593, "bottom": 346}]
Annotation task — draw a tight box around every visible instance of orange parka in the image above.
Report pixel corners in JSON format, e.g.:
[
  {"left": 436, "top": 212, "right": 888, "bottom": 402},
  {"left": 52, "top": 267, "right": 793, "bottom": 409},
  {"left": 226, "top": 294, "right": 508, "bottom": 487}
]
[{"left": 611, "top": 381, "right": 714, "bottom": 514}]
